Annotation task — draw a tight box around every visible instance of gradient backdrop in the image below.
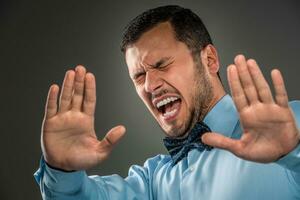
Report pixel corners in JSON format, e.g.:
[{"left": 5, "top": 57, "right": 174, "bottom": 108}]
[{"left": 1, "top": 0, "right": 300, "bottom": 199}]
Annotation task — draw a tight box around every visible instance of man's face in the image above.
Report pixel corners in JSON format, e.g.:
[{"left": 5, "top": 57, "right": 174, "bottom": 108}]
[{"left": 125, "top": 22, "right": 213, "bottom": 137}]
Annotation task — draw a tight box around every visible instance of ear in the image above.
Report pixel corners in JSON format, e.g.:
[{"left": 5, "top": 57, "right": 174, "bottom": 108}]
[{"left": 200, "top": 44, "right": 220, "bottom": 74}]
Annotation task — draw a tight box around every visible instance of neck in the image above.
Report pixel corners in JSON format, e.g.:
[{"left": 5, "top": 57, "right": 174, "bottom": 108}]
[
  {"left": 204, "top": 91, "right": 226, "bottom": 118},
  {"left": 201, "top": 78, "right": 226, "bottom": 119}
]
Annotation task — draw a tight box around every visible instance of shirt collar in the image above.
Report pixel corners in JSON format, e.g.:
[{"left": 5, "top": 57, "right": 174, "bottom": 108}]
[{"left": 203, "top": 94, "right": 239, "bottom": 138}]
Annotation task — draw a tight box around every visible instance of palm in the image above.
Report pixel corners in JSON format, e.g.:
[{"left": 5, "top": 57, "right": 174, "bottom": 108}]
[
  {"left": 202, "top": 55, "right": 299, "bottom": 163},
  {"left": 42, "top": 66, "right": 125, "bottom": 171},
  {"left": 43, "top": 111, "right": 99, "bottom": 170},
  {"left": 237, "top": 103, "right": 298, "bottom": 162}
]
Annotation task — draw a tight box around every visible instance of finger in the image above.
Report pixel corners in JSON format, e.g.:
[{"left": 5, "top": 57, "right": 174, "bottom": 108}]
[
  {"left": 227, "top": 64, "right": 248, "bottom": 111},
  {"left": 201, "top": 132, "right": 240, "bottom": 153},
  {"left": 247, "top": 59, "right": 274, "bottom": 103},
  {"left": 72, "top": 66, "right": 86, "bottom": 111},
  {"left": 83, "top": 73, "right": 96, "bottom": 116},
  {"left": 271, "top": 69, "right": 288, "bottom": 107},
  {"left": 59, "top": 70, "right": 75, "bottom": 112},
  {"left": 100, "top": 126, "right": 126, "bottom": 150},
  {"left": 234, "top": 55, "right": 259, "bottom": 104},
  {"left": 45, "top": 84, "right": 59, "bottom": 119}
]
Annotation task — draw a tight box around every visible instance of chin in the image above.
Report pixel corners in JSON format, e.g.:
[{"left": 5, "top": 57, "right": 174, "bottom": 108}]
[
  {"left": 151, "top": 105, "right": 190, "bottom": 137},
  {"left": 159, "top": 120, "right": 188, "bottom": 138}
]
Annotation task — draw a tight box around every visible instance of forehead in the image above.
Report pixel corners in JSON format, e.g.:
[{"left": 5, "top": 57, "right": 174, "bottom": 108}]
[{"left": 125, "top": 22, "right": 182, "bottom": 69}]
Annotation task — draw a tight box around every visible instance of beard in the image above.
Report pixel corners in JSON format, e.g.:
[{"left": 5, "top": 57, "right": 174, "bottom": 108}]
[{"left": 171, "top": 59, "right": 213, "bottom": 138}]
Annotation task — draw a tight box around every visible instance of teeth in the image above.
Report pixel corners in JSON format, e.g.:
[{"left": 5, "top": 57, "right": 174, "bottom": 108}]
[
  {"left": 163, "top": 108, "right": 177, "bottom": 117},
  {"left": 156, "top": 97, "right": 179, "bottom": 109}
]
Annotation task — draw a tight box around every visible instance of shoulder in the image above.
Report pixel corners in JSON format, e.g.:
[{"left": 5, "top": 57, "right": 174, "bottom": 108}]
[
  {"left": 289, "top": 100, "right": 300, "bottom": 111},
  {"left": 289, "top": 100, "right": 300, "bottom": 124}
]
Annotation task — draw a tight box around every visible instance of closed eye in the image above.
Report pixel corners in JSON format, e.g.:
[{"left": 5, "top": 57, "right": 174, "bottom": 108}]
[
  {"left": 132, "top": 71, "right": 146, "bottom": 84},
  {"left": 149, "top": 57, "right": 174, "bottom": 69}
]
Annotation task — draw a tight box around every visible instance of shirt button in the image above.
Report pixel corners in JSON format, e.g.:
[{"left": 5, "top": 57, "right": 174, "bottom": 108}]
[{"left": 190, "top": 166, "right": 194, "bottom": 171}]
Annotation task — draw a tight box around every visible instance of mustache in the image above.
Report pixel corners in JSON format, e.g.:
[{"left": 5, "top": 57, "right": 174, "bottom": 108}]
[{"left": 151, "top": 88, "right": 178, "bottom": 100}]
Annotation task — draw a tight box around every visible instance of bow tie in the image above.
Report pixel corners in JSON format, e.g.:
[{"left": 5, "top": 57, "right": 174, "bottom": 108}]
[{"left": 163, "top": 122, "right": 213, "bottom": 165}]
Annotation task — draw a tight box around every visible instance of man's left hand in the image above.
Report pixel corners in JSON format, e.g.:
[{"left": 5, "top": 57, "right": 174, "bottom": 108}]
[{"left": 202, "top": 55, "right": 300, "bottom": 163}]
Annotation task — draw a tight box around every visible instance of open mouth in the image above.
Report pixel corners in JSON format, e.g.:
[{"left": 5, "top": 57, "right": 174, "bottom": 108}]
[{"left": 155, "top": 96, "right": 181, "bottom": 120}]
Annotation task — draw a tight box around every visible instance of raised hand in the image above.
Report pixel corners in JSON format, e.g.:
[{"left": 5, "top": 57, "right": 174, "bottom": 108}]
[
  {"left": 202, "top": 55, "right": 300, "bottom": 163},
  {"left": 41, "top": 66, "right": 126, "bottom": 171}
]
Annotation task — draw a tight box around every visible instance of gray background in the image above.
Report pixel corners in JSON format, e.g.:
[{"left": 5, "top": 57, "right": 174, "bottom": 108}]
[{"left": 1, "top": 0, "right": 299, "bottom": 199}]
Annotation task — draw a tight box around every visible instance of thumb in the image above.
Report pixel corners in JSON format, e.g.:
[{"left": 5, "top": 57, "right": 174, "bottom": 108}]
[
  {"left": 101, "top": 125, "right": 126, "bottom": 150},
  {"left": 201, "top": 132, "right": 239, "bottom": 153}
]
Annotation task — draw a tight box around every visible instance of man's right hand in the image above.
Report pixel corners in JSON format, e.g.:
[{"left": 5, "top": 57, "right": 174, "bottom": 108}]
[{"left": 41, "top": 66, "right": 126, "bottom": 171}]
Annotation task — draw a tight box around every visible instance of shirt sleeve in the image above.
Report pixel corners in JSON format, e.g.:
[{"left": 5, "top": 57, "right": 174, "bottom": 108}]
[
  {"left": 34, "top": 156, "right": 162, "bottom": 200},
  {"left": 276, "top": 100, "right": 300, "bottom": 188}
]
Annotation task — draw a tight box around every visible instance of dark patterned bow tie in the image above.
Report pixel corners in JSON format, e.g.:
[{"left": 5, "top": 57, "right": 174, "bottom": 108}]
[{"left": 163, "top": 121, "right": 213, "bottom": 165}]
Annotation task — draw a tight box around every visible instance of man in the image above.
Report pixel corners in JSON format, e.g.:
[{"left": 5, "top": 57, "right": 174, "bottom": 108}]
[{"left": 35, "top": 5, "right": 300, "bottom": 199}]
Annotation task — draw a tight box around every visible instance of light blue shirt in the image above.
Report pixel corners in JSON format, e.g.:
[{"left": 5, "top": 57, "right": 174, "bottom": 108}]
[{"left": 34, "top": 95, "right": 300, "bottom": 200}]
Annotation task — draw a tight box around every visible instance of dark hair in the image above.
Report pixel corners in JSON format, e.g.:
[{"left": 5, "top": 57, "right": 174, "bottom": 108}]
[
  {"left": 121, "top": 5, "right": 222, "bottom": 82},
  {"left": 121, "top": 5, "right": 213, "bottom": 57}
]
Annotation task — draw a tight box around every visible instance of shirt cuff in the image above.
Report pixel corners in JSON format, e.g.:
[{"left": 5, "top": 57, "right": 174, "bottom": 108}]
[
  {"left": 276, "top": 143, "right": 300, "bottom": 173},
  {"left": 34, "top": 157, "right": 86, "bottom": 194}
]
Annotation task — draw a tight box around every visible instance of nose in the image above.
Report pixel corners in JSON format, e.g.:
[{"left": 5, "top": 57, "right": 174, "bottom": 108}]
[{"left": 144, "top": 71, "right": 163, "bottom": 93}]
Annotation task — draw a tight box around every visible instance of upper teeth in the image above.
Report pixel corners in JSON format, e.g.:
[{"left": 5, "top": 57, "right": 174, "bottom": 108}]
[{"left": 156, "top": 97, "right": 179, "bottom": 109}]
